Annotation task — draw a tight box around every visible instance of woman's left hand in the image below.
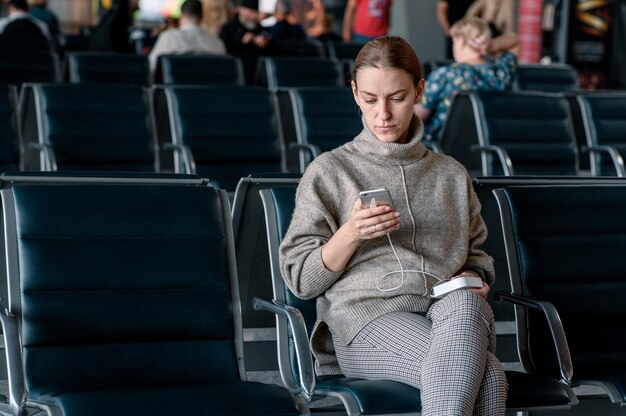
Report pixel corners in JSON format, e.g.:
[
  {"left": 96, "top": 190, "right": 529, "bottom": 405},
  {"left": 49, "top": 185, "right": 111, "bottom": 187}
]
[{"left": 453, "top": 273, "right": 490, "bottom": 299}]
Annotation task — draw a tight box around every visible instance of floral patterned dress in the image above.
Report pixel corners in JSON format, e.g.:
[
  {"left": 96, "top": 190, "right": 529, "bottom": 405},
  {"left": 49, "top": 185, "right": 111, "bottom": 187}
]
[{"left": 421, "top": 52, "right": 517, "bottom": 140}]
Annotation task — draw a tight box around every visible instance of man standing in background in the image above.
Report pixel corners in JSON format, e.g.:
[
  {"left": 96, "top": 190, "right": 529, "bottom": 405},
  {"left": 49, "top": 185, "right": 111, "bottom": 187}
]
[
  {"left": 436, "top": 0, "right": 474, "bottom": 59},
  {"left": 342, "top": 0, "right": 392, "bottom": 42}
]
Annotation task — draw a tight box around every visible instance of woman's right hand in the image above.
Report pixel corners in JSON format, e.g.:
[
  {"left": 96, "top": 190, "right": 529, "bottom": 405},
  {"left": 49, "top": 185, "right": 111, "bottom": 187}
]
[{"left": 347, "top": 198, "right": 401, "bottom": 241}]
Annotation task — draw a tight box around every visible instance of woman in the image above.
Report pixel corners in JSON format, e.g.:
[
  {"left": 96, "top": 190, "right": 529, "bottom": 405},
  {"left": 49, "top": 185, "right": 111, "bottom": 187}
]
[
  {"left": 415, "top": 16, "right": 518, "bottom": 140},
  {"left": 279, "top": 36, "right": 507, "bottom": 415}
]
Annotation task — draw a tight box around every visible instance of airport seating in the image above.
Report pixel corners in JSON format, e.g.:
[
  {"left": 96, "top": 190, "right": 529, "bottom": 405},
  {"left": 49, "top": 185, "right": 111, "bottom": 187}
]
[
  {"left": 472, "top": 91, "right": 579, "bottom": 176},
  {"left": 19, "top": 83, "right": 156, "bottom": 172},
  {"left": 154, "top": 54, "right": 245, "bottom": 85},
  {"left": 326, "top": 41, "right": 363, "bottom": 60},
  {"left": 280, "top": 87, "right": 361, "bottom": 172},
  {"left": 256, "top": 57, "right": 344, "bottom": 90},
  {"left": 65, "top": 52, "right": 150, "bottom": 85},
  {"left": 0, "top": 85, "right": 19, "bottom": 173},
  {"left": 230, "top": 174, "right": 301, "bottom": 375},
  {"left": 515, "top": 63, "right": 579, "bottom": 93},
  {"left": 255, "top": 186, "right": 578, "bottom": 415},
  {"left": 0, "top": 178, "right": 307, "bottom": 416},
  {"left": 494, "top": 184, "right": 626, "bottom": 407},
  {"left": 0, "top": 52, "right": 60, "bottom": 86},
  {"left": 270, "top": 39, "right": 325, "bottom": 57},
  {"left": 0, "top": 19, "right": 53, "bottom": 53},
  {"left": 577, "top": 92, "right": 626, "bottom": 176},
  {"left": 158, "top": 85, "right": 286, "bottom": 191}
]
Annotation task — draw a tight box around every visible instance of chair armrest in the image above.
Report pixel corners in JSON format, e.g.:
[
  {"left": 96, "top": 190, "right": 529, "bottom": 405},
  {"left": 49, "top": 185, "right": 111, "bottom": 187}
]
[
  {"left": 162, "top": 143, "right": 195, "bottom": 174},
  {"left": 584, "top": 145, "right": 626, "bottom": 177},
  {"left": 252, "top": 297, "right": 315, "bottom": 402},
  {"left": 289, "top": 143, "right": 321, "bottom": 159},
  {"left": 495, "top": 291, "right": 573, "bottom": 385},
  {"left": 422, "top": 139, "right": 443, "bottom": 153},
  {"left": 0, "top": 309, "right": 25, "bottom": 416},
  {"left": 25, "top": 143, "right": 56, "bottom": 171},
  {"left": 470, "top": 144, "right": 514, "bottom": 176}
]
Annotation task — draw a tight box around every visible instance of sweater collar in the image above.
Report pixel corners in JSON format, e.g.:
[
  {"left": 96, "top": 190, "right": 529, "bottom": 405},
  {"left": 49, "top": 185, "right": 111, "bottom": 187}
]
[{"left": 353, "top": 115, "right": 427, "bottom": 165}]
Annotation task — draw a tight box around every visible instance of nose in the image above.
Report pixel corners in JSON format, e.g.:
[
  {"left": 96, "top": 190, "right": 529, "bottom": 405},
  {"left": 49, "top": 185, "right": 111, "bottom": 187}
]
[{"left": 378, "top": 100, "right": 391, "bottom": 120}]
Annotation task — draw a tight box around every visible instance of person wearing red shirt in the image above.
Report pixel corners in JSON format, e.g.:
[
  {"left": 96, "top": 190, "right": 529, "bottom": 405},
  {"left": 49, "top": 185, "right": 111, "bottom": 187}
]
[{"left": 342, "top": 0, "right": 392, "bottom": 42}]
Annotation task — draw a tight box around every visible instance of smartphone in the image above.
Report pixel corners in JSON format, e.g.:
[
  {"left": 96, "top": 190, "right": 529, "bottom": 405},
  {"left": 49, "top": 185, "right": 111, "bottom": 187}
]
[{"left": 359, "top": 188, "right": 395, "bottom": 210}]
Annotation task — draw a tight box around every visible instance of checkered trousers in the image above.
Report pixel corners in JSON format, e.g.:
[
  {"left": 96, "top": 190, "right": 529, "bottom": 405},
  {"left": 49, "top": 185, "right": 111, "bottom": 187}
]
[{"left": 333, "top": 290, "right": 508, "bottom": 416}]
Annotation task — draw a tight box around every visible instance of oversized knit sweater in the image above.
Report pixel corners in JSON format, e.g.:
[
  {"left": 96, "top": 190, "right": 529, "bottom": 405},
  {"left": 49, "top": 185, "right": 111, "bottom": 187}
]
[{"left": 279, "top": 116, "right": 495, "bottom": 375}]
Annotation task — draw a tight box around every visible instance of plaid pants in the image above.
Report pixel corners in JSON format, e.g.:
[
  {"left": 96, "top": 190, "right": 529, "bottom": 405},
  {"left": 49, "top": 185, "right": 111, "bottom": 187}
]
[{"left": 333, "top": 290, "right": 508, "bottom": 416}]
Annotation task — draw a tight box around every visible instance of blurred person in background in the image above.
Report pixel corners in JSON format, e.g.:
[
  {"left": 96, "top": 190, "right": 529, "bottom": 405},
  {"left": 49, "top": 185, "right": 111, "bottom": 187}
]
[
  {"left": 437, "top": 0, "right": 474, "bottom": 59},
  {"left": 220, "top": 0, "right": 271, "bottom": 84},
  {"left": 342, "top": 0, "right": 392, "bottom": 42},
  {"left": 89, "top": 0, "right": 134, "bottom": 52},
  {"left": 201, "top": 0, "right": 227, "bottom": 34},
  {"left": 316, "top": 12, "right": 341, "bottom": 43},
  {"left": 465, "top": 0, "right": 516, "bottom": 37},
  {"left": 268, "top": 0, "right": 306, "bottom": 40},
  {"left": 0, "top": 0, "right": 50, "bottom": 38},
  {"left": 28, "top": 0, "right": 58, "bottom": 36},
  {"left": 149, "top": 0, "right": 225, "bottom": 70},
  {"left": 415, "top": 16, "right": 518, "bottom": 141}
]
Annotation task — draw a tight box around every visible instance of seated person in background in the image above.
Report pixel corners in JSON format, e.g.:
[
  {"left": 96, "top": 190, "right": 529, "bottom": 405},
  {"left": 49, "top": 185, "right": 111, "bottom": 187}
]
[
  {"left": 415, "top": 16, "right": 518, "bottom": 140},
  {"left": 219, "top": 0, "right": 271, "bottom": 84},
  {"left": 28, "top": 0, "right": 59, "bottom": 37},
  {"left": 0, "top": 0, "right": 51, "bottom": 40},
  {"left": 280, "top": 35, "right": 507, "bottom": 415},
  {"left": 268, "top": 0, "right": 306, "bottom": 41},
  {"left": 149, "top": 0, "right": 226, "bottom": 71},
  {"left": 316, "top": 12, "right": 342, "bottom": 43}
]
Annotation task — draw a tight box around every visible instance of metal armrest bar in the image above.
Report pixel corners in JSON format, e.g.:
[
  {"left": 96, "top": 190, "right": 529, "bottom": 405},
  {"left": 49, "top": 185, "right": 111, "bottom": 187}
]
[
  {"left": 163, "top": 142, "right": 195, "bottom": 174},
  {"left": 0, "top": 309, "right": 25, "bottom": 416},
  {"left": 471, "top": 144, "right": 514, "bottom": 176},
  {"left": 495, "top": 291, "right": 573, "bottom": 384},
  {"left": 252, "top": 297, "right": 315, "bottom": 402},
  {"left": 585, "top": 145, "right": 626, "bottom": 177},
  {"left": 289, "top": 143, "right": 321, "bottom": 159}
]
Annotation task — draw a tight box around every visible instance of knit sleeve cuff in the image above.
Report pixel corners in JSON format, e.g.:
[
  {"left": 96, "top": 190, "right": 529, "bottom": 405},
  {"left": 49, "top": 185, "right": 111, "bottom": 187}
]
[{"left": 299, "top": 246, "right": 343, "bottom": 296}]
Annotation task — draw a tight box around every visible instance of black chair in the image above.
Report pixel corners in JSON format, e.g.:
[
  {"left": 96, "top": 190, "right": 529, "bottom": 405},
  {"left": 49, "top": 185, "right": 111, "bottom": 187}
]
[
  {"left": 256, "top": 57, "right": 344, "bottom": 90},
  {"left": 494, "top": 184, "right": 626, "bottom": 407},
  {"left": 0, "top": 52, "right": 60, "bottom": 86},
  {"left": 158, "top": 85, "right": 286, "bottom": 191},
  {"left": 65, "top": 52, "right": 150, "bottom": 85},
  {"left": 326, "top": 41, "right": 364, "bottom": 60},
  {"left": 270, "top": 39, "right": 325, "bottom": 57},
  {"left": 0, "top": 85, "right": 19, "bottom": 173},
  {"left": 281, "top": 87, "right": 361, "bottom": 172},
  {"left": 472, "top": 91, "right": 579, "bottom": 176},
  {"left": 255, "top": 186, "right": 578, "bottom": 415},
  {"left": 0, "top": 179, "right": 307, "bottom": 416},
  {"left": 231, "top": 173, "right": 301, "bottom": 376},
  {"left": 154, "top": 54, "right": 245, "bottom": 85},
  {"left": 515, "top": 63, "right": 579, "bottom": 92},
  {"left": 577, "top": 92, "right": 626, "bottom": 176},
  {"left": 19, "top": 83, "right": 157, "bottom": 172},
  {"left": 0, "top": 18, "right": 53, "bottom": 53}
]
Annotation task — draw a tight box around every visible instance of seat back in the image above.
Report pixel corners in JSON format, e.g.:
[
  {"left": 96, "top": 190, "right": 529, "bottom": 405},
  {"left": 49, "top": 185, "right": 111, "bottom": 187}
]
[
  {"left": 155, "top": 54, "right": 245, "bottom": 86},
  {"left": 163, "top": 85, "right": 285, "bottom": 191},
  {"left": 516, "top": 64, "right": 579, "bottom": 92},
  {"left": 271, "top": 39, "right": 325, "bottom": 57},
  {"left": 66, "top": 52, "right": 150, "bottom": 85},
  {"left": 326, "top": 42, "right": 363, "bottom": 60},
  {"left": 260, "top": 57, "right": 344, "bottom": 89},
  {"left": 0, "top": 85, "right": 19, "bottom": 173},
  {"left": 286, "top": 87, "right": 361, "bottom": 171},
  {"left": 473, "top": 91, "right": 578, "bottom": 175},
  {"left": 438, "top": 92, "right": 481, "bottom": 176},
  {"left": 578, "top": 92, "right": 626, "bottom": 176},
  {"left": 259, "top": 186, "right": 317, "bottom": 391},
  {"left": 231, "top": 174, "right": 301, "bottom": 373},
  {"left": 0, "top": 19, "right": 51, "bottom": 52},
  {"left": 0, "top": 52, "right": 60, "bottom": 86},
  {"left": 494, "top": 184, "right": 626, "bottom": 377},
  {"left": 1, "top": 182, "right": 243, "bottom": 391},
  {"left": 20, "top": 84, "right": 156, "bottom": 172}
]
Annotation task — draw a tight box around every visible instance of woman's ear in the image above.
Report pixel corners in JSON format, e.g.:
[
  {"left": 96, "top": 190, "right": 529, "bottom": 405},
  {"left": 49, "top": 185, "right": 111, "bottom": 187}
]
[
  {"left": 351, "top": 80, "right": 359, "bottom": 104},
  {"left": 414, "top": 79, "right": 425, "bottom": 104}
]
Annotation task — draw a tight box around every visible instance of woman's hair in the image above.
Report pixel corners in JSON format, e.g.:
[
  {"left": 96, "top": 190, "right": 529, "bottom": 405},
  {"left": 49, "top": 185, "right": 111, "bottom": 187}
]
[
  {"left": 450, "top": 16, "right": 492, "bottom": 55},
  {"left": 352, "top": 36, "right": 423, "bottom": 87}
]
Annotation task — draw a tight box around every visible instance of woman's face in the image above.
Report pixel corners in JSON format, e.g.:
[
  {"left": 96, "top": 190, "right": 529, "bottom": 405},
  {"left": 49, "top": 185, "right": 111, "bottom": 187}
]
[{"left": 352, "top": 67, "right": 423, "bottom": 144}]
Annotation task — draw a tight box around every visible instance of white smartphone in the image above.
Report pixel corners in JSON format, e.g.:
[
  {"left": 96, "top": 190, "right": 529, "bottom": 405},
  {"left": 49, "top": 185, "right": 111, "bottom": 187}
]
[{"left": 359, "top": 188, "right": 395, "bottom": 210}]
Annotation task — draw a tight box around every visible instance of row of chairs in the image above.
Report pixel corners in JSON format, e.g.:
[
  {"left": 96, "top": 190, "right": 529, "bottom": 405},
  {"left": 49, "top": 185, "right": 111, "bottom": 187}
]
[
  {"left": 6, "top": 171, "right": 626, "bottom": 415},
  {"left": 434, "top": 89, "right": 626, "bottom": 177},
  {"left": 7, "top": 83, "right": 362, "bottom": 191}
]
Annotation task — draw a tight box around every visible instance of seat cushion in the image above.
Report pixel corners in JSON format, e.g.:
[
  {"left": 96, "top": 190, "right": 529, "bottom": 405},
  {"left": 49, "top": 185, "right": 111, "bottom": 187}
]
[
  {"left": 29, "top": 382, "right": 301, "bottom": 416},
  {"left": 505, "top": 371, "right": 573, "bottom": 410},
  {"left": 317, "top": 375, "right": 422, "bottom": 414}
]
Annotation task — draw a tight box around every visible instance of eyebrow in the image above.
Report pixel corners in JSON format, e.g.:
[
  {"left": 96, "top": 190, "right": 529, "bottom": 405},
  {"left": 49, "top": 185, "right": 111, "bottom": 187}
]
[{"left": 360, "top": 89, "right": 408, "bottom": 98}]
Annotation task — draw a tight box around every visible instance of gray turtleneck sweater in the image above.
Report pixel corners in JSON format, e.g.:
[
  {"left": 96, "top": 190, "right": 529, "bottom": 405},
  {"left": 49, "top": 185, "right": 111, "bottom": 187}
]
[{"left": 279, "top": 117, "right": 494, "bottom": 374}]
